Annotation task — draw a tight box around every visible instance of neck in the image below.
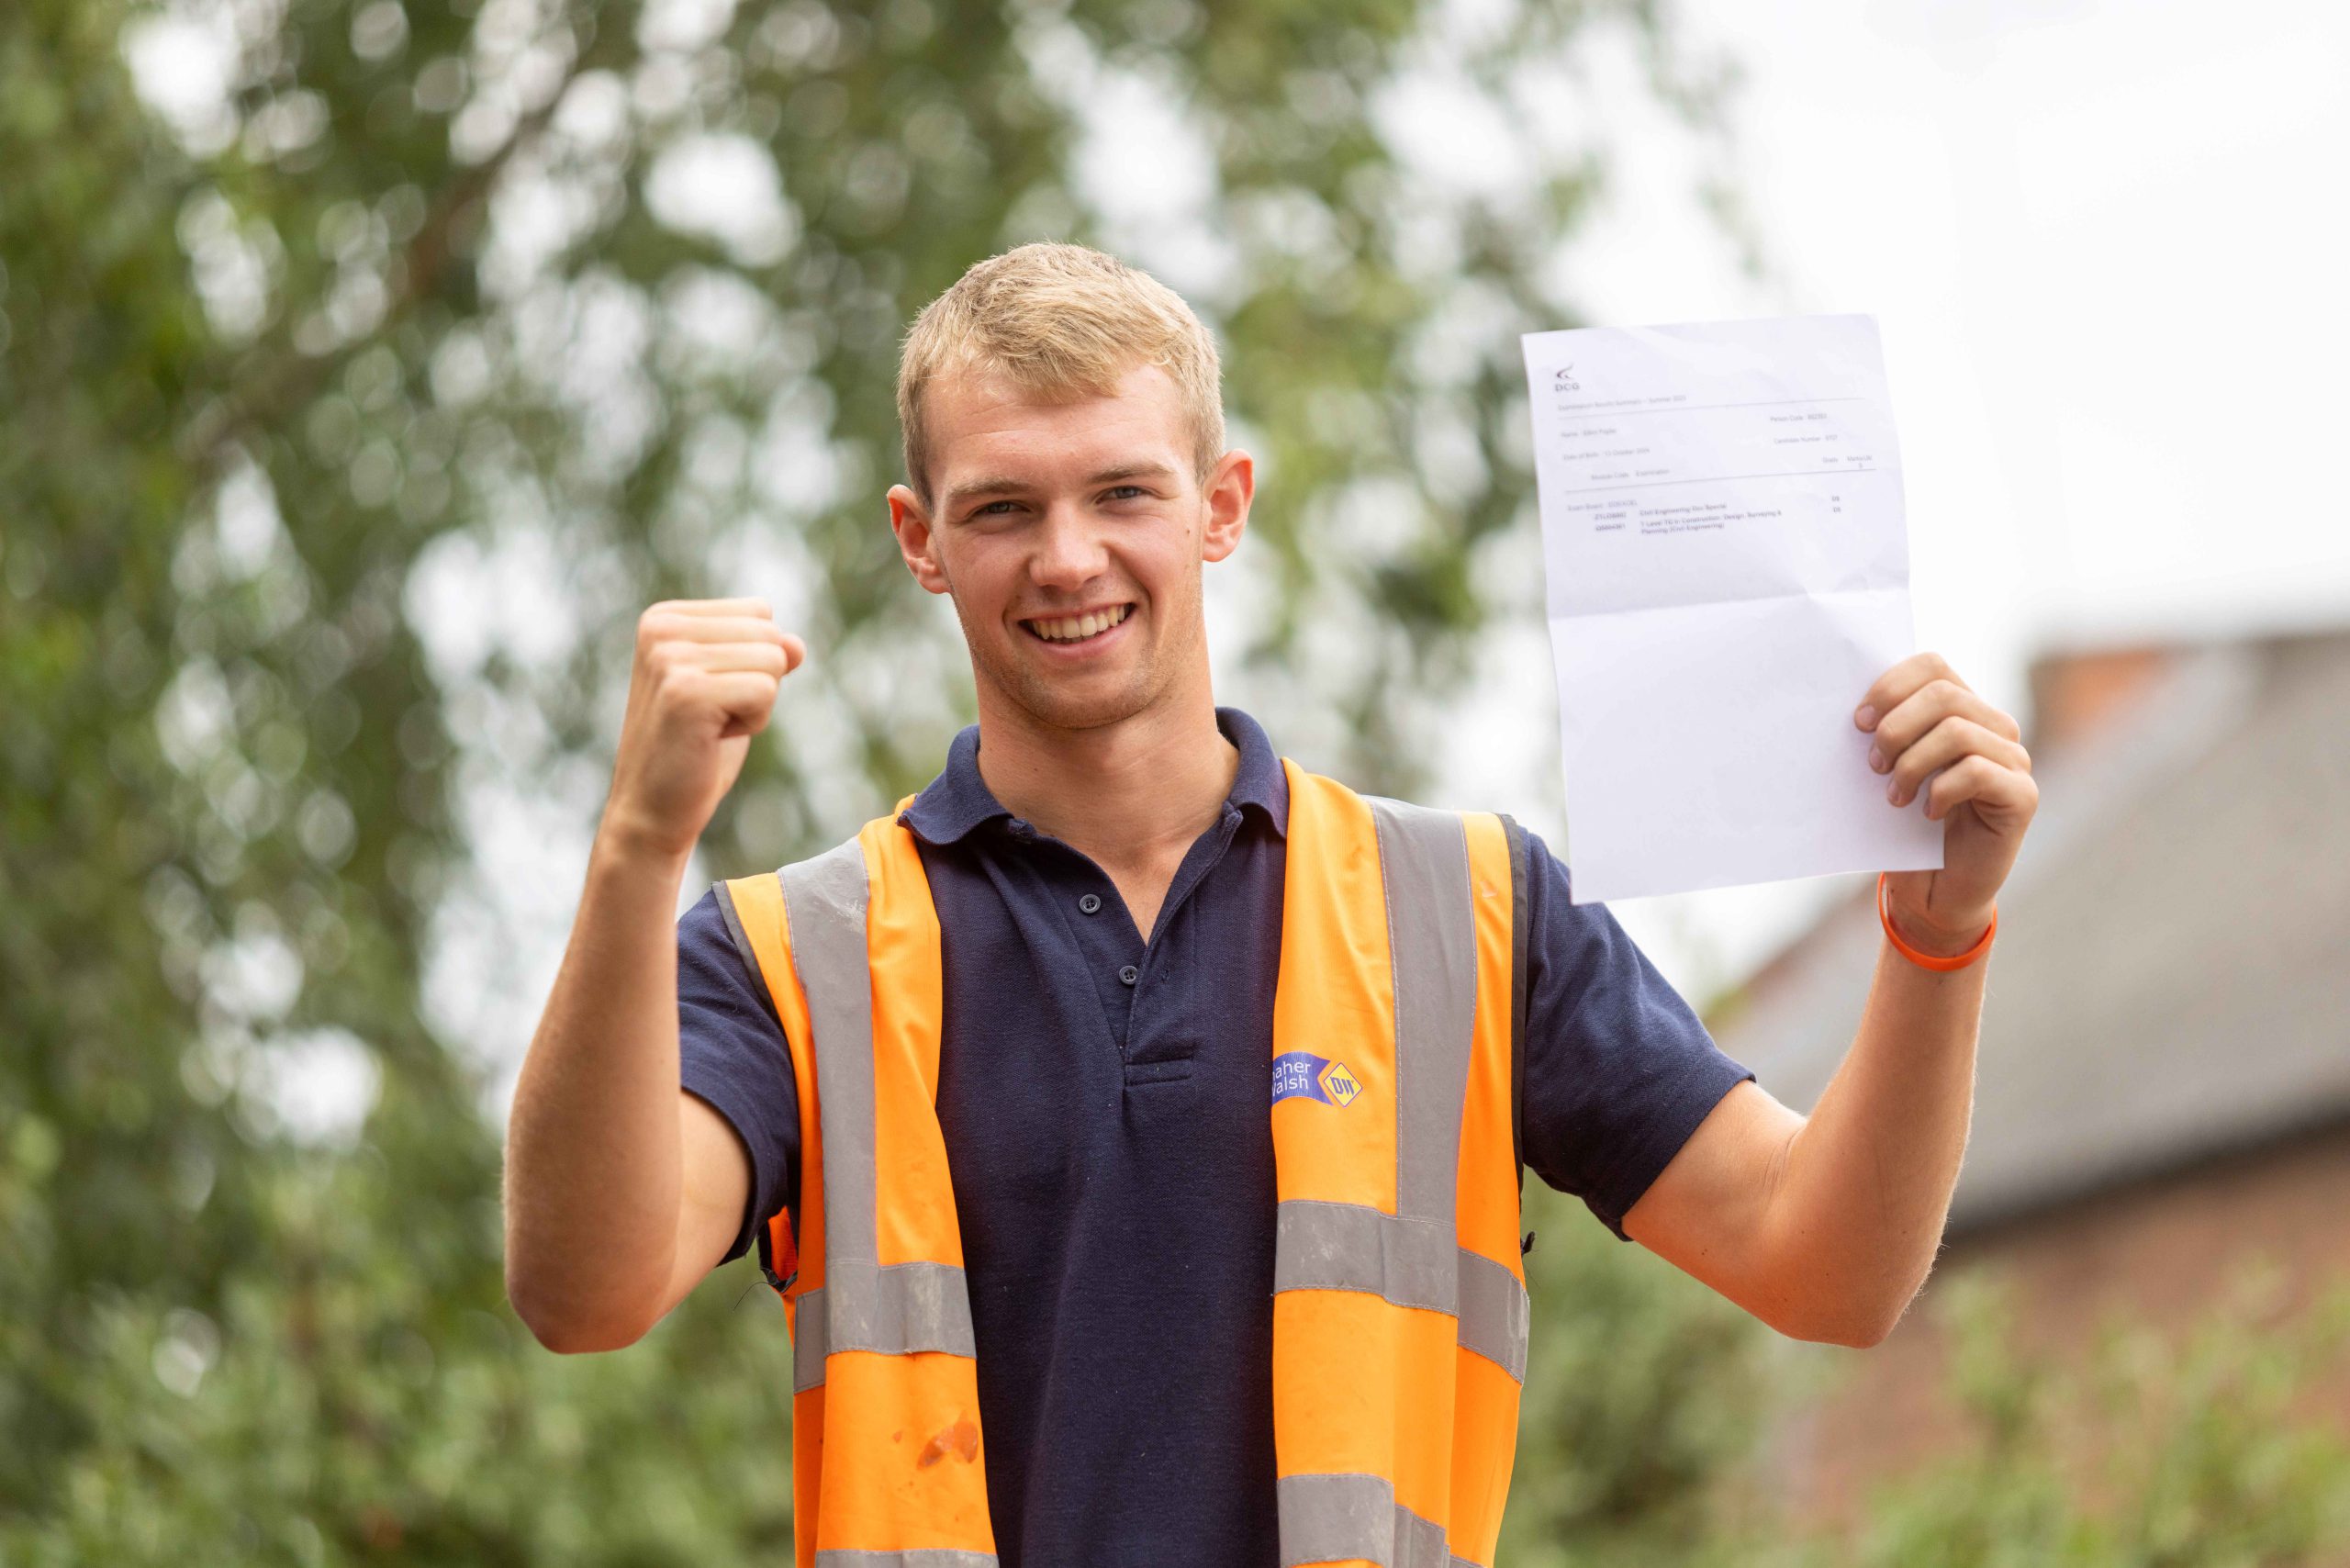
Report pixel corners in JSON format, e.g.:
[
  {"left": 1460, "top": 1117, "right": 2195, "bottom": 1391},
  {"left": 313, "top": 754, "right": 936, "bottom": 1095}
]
[{"left": 971, "top": 678, "right": 1238, "bottom": 872}]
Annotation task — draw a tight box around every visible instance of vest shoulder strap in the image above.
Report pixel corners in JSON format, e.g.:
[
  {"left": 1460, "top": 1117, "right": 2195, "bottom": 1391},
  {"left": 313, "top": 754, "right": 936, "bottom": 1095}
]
[{"left": 1500, "top": 812, "right": 1533, "bottom": 1192}]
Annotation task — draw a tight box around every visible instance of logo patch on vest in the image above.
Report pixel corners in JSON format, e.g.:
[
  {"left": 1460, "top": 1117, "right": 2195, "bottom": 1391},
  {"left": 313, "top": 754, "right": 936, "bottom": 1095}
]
[{"left": 1271, "top": 1051, "right": 1361, "bottom": 1109}]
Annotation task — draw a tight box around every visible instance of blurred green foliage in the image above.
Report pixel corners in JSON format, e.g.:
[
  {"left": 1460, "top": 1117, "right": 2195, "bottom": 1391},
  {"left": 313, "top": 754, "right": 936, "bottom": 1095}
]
[
  {"left": 1768, "top": 1266, "right": 2350, "bottom": 1568},
  {"left": 1498, "top": 1206, "right": 2350, "bottom": 1568},
  {"left": 1499, "top": 1181, "right": 1791, "bottom": 1565}
]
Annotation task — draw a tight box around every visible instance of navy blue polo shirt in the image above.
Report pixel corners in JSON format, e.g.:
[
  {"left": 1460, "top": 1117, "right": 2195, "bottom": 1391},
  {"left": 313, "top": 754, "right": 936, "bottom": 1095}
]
[{"left": 678, "top": 706, "right": 1754, "bottom": 1568}]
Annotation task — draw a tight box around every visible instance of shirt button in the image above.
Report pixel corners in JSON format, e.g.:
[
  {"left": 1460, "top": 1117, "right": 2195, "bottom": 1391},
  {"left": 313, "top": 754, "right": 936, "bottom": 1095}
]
[
  {"left": 1079, "top": 893, "right": 1102, "bottom": 915},
  {"left": 1118, "top": 964, "right": 1139, "bottom": 986}
]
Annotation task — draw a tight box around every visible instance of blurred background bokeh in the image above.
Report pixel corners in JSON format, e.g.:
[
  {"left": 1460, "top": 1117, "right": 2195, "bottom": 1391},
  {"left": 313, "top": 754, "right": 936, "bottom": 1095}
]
[{"left": 5, "top": 0, "right": 2347, "bottom": 1561}]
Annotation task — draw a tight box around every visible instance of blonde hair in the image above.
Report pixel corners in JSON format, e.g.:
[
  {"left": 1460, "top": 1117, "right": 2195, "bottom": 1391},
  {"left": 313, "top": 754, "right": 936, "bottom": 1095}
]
[{"left": 896, "top": 242, "right": 1225, "bottom": 503}]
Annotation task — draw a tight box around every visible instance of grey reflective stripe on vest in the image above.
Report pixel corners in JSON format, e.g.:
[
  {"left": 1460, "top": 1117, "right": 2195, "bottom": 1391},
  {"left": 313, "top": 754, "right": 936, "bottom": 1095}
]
[
  {"left": 1363, "top": 798, "right": 1478, "bottom": 1233},
  {"left": 779, "top": 836, "right": 979, "bottom": 1394},
  {"left": 791, "top": 1259, "right": 980, "bottom": 1393},
  {"left": 1270, "top": 799, "right": 1529, "bottom": 1385},
  {"left": 812, "top": 1551, "right": 999, "bottom": 1568},
  {"left": 1275, "top": 1199, "right": 1453, "bottom": 1312},
  {"left": 1272, "top": 1203, "right": 1529, "bottom": 1384},
  {"left": 1278, "top": 1473, "right": 1459, "bottom": 1568},
  {"left": 1455, "top": 1249, "right": 1529, "bottom": 1383}
]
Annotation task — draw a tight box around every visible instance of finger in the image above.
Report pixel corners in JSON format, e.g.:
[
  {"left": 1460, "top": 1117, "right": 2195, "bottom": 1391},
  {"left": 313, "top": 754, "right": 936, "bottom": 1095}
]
[
  {"left": 677, "top": 668, "right": 782, "bottom": 733},
  {"left": 646, "top": 598, "right": 773, "bottom": 620},
  {"left": 646, "top": 629, "right": 807, "bottom": 680},
  {"left": 1882, "top": 716, "right": 2031, "bottom": 807},
  {"left": 640, "top": 612, "right": 795, "bottom": 649},
  {"left": 665, "top": 640, "right": 796, "bottom": 678},
  {"left": 1923, "top": 754, "right": 2040, "bottom": 823},
  {"left": 1856, "top": 651, "right": 1967, "bottom": 731},
  {"left": 1870, "top": 678, "right": 2020, "bottom": 762}
]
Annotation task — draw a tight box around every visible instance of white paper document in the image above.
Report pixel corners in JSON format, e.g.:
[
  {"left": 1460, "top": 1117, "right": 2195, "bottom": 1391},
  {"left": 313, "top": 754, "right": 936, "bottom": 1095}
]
[{"left": 1520, "top": 313, "right": 1943, "bottom": 903}]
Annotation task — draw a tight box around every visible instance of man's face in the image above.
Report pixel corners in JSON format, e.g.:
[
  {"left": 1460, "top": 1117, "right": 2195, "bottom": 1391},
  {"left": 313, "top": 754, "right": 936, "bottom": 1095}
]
[{"left": 888, "top": 361, "right": 1252, "bottom": 733}]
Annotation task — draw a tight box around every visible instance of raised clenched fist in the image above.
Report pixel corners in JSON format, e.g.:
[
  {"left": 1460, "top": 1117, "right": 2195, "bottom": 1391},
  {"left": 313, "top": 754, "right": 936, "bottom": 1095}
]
[{"left": 600, "top": 598, "right": 806, "bottom": 861}]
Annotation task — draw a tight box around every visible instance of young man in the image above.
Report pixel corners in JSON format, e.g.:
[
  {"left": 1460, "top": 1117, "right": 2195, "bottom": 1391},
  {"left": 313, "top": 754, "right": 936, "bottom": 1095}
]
[{"left": 504, "top": 244, "right": 2038, "bottom": 1566}]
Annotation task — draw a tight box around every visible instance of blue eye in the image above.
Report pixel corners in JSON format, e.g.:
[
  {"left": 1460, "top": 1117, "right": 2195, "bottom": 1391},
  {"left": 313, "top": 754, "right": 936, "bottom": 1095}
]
[{"left": 1104, "top": 485, "right": 1147, "bottom": 501}]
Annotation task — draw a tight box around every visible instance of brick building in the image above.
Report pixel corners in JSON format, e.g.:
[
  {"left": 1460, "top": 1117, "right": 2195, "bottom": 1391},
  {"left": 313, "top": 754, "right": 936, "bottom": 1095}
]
[{"left": 1709, "top": 628, "right": 2350, "bottom": 1516}]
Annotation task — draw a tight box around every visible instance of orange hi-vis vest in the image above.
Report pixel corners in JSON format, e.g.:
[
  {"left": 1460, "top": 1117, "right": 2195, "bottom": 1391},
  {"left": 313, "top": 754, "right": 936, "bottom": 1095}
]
[{"left": 715, "top": 759, "right": 1534, "bottom": 1568}]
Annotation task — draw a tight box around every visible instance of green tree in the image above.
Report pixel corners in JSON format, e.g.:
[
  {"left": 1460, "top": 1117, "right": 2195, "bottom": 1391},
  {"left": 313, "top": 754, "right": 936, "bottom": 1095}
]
[
  {"left": 1498, "top": 1180, "right": 1788, "bottom": 1567},
  {"left": 3, "top": 0, "right": 1752, "bottom": 1556},
  {"left": 1791, "top": 1267, "right": 2350, "bottom": 1568}
]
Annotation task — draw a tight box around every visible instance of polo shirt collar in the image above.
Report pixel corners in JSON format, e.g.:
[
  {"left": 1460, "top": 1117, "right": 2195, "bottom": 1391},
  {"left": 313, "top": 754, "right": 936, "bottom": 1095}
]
[{"left": 900, "top": 705, "right": 1289, "bottom": 845}]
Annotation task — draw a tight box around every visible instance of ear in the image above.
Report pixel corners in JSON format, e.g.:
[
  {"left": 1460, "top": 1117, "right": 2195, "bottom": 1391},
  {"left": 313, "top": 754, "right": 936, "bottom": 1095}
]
[
  {"left": 888, "top": 483, "right": 952, "bottom": 595},
  {"left": 1200, "top": 449, "right": 1254, "bottom": 565}
]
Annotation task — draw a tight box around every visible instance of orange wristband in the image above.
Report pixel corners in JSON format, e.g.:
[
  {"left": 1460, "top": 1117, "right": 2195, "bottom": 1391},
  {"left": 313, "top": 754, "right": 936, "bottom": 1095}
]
[{"left": 1877, "top": 872, "right": 1996, "bottom": 972}]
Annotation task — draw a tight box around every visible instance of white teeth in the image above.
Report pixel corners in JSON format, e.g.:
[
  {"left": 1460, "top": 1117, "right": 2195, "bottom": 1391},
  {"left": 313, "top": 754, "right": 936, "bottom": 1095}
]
[{"left": 1029, "top": 605, "right": 1129, "bottom": 642}]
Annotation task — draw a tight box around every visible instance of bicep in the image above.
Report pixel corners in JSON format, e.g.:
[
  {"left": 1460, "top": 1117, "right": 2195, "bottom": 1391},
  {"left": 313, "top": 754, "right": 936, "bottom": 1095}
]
[
  {"left": 1514, "top": 829, "right": 1764, "bottom": 1241},
  {"left": 1620, "top": 1080, "right": 1807, "bottom": 1326},
  {"left": 657, "top": 1088, "right": 755, "bottom": 1318}
]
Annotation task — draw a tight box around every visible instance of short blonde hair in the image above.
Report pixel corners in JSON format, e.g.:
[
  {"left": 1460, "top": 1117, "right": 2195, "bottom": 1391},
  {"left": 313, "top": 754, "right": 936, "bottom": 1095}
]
[{"left": 896, "top": 242, "right": 1225, "bottom": 503}]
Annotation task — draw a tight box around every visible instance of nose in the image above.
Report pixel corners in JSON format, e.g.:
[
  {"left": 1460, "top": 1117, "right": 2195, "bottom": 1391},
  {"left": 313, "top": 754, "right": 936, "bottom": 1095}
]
[{"left": 1028, "top": 500, "right": 1110, "bottom": 594}]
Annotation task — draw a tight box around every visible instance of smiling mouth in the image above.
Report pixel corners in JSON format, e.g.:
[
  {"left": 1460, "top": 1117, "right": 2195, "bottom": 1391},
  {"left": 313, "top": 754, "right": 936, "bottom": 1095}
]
[{"left": 1022, "top": 603, "right": 1133, "bottom": 644}]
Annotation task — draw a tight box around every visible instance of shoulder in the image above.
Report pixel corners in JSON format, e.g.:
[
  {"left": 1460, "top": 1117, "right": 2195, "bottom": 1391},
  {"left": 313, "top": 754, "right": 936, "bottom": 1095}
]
[
  {"left": 681, "top": 882, "right": 747, "bottom": 962},
  {"left": 678, "top": 884, "right": 785, "bottom": 1031}
]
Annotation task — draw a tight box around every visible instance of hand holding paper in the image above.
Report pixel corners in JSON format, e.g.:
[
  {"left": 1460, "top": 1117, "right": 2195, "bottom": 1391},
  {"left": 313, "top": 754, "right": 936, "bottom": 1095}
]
[
  {"left": 1854, "top": 651, "right": 2038, "bottom": 955},
  {"left": 1521, "top": 314, "right": 1960, "bottom": 903}
]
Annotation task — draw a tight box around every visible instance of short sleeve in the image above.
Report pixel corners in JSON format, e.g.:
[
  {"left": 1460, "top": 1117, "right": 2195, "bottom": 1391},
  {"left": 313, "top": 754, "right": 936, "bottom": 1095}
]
[
  {"left": 677, "top": 886, "right": 800, "bottom": 1271},
  {"left": 1516, "top": 829, "right": 1757, "bottom": 1242}
]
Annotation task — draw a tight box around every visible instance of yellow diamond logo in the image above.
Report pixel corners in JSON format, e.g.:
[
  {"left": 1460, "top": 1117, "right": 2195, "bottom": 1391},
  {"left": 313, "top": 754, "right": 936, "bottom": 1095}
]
[{"left": 1319, "top": 1061, "right": 1361, "bottom": 1108}]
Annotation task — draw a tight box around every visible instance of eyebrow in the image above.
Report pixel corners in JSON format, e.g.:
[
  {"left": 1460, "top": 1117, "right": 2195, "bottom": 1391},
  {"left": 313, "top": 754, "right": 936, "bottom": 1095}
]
[{"left": 941, "top": 462, "right": 1181, "bottom": 511}]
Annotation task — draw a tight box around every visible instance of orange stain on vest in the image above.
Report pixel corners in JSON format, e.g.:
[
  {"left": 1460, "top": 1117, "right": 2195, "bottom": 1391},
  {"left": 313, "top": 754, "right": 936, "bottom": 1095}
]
[{"left": 917, "top": 1418, "right": 980, "bottom": 1468}]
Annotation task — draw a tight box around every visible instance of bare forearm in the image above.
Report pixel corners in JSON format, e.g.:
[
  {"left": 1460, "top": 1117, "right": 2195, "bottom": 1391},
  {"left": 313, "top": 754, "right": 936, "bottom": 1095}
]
[
  {"left": 1766, "top": 940, "right": 1985, "bottom": 1345},
  {"left": 503, "top": 828, "right": 693, "bottom": 1349}
]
